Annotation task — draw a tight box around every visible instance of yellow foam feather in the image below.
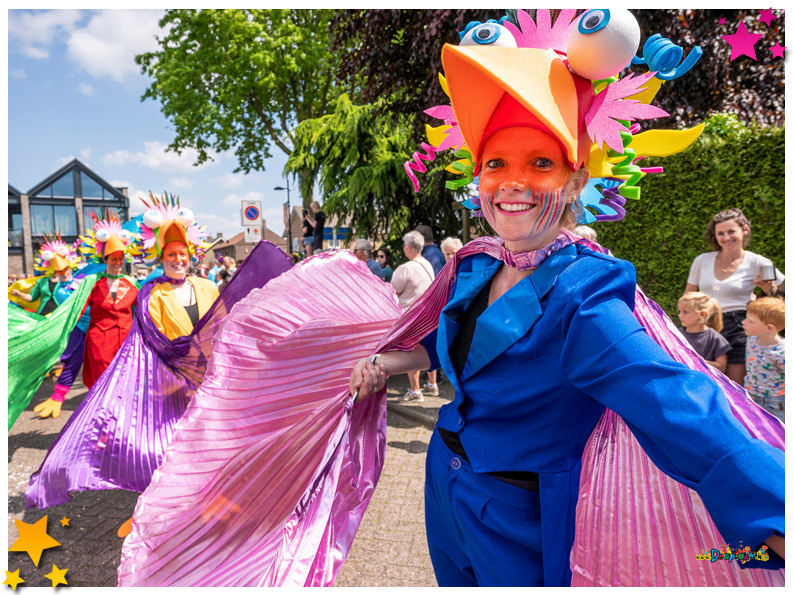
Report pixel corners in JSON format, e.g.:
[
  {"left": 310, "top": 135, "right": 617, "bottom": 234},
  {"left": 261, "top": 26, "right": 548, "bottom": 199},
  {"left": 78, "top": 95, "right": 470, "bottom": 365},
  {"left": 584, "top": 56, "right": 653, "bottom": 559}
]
[
  {"left": 426, "top": 124, "right": 451, "bottom": 148},
  {"left": 627, "top": 76, "right": 664, "bottom": 105},
  {"left": 628, "top": 123, "right": 706, "bottom": 157},
  {"left": 438, "top": 73, "right": 450, "bottom": 97}
]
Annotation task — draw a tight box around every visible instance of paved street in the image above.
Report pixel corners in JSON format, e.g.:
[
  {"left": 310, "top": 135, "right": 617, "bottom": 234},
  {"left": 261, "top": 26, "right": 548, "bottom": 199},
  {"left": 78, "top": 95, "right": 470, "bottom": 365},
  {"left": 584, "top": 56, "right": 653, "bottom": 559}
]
[{"left": 8, "top": 370, "right": 450, "bottom": 587}]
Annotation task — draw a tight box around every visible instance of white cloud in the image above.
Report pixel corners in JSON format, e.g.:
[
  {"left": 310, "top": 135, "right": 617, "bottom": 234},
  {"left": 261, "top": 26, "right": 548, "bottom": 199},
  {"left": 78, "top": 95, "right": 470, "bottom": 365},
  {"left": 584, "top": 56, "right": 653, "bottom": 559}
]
[
  {"left": 221, "top": 191, "right": 265, "bottom": 207},
  {"left": 103, "top": 141, "right": 218, "bottom": 174},
  {"left": 8, "top": 9, "right": 84, "bottom": 59},
  {"left": 77, "top": 83, "right": 94, "bottom": 96},
  {"left": 168, "top": 177, "right": 196, "bottom": 190},
  {"left": 66, "top": 10, "right": 164, "bottom": 82},
  {"left": 211, "top": 172, "right": 255, "bottom": 190},
  {"left": 10, "top": 68, "right": 27, "bottom": 79}
]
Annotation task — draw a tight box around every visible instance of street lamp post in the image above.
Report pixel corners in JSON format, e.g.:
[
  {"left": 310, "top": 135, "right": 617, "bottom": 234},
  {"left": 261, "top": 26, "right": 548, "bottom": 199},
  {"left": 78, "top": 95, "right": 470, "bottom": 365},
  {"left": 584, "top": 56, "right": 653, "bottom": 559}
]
[{"left": 274, "top": 184, "right": 291, "bottom": 254}]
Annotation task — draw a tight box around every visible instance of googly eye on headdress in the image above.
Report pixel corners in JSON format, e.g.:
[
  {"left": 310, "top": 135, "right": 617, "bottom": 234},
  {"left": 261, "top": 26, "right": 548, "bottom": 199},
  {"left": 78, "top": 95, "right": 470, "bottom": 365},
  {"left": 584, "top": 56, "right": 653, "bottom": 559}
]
[
  {"left": 460, "top": 20, "right": 517, "bottom": 48},
  {"left": 117, "top": 229, "right": 132, "bottom": 243},
  {"left": 95, "top": 228, "right": 112, "bottom": 243},
  {"left": 41, "top": 250, "right": 55, "bottom": 261},
  {"left": 175, "top": 207, "right": 195, "bottom": 227},
  {"left": 567, "top": 9, "right": 641, "bottom": 81},
  {"left": 143, "top": 209, "right": 164, "bottom": 230},
  {"left": 56, "top": 245, "right": 70, "bottom": 257}
]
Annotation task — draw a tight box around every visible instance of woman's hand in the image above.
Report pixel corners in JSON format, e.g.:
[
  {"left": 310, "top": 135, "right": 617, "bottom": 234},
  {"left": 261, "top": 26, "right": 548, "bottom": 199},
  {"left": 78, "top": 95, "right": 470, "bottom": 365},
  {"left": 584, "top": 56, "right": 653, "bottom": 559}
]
[
  {"left": 349, "top": 356, "right": 389, "bottom": 402},
  {"left": 10, "top": 289, "right": 32, "bottom": 301},
  {"left": 348, "top": 347, "right": 432, "bottom": 403},
  {"left": 753, "top": 274, "right": 777, "bottom": 296}
]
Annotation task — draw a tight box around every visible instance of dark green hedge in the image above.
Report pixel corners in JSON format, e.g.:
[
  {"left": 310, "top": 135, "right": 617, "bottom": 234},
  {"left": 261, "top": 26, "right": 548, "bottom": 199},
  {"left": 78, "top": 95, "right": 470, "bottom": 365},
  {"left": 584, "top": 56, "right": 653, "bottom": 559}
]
[{"left": 594, "top": 115, "right": 785, "bottom": 317}]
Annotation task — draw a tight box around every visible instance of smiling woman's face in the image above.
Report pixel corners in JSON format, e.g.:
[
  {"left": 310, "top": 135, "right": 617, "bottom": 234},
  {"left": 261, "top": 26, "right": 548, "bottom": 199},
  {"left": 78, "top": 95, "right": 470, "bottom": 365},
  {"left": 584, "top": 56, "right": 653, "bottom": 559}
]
[
  {"left": 161, "top": 241, "right": 190, "bottom": 279},
  {"left": 478, "top": 126, "right": 582, "bottom": 251}
]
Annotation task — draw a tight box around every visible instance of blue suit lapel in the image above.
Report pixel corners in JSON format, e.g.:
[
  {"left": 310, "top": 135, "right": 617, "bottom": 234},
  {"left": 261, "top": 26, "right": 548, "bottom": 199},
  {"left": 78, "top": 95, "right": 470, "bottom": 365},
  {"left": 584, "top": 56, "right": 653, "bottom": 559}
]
[
  {"left": 437, "top": 259, "right": 501, "bottom": 395},
  {"left": 462, "top": 244, "right": 578, "bottom": 381}
]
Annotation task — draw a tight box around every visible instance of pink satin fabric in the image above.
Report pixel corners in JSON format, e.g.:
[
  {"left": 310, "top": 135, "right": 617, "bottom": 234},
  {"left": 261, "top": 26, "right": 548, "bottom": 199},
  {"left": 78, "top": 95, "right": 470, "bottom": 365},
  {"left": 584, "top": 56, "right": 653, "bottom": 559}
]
[{"left": 119, "top": 236, "right": 784, "bottom": 587}]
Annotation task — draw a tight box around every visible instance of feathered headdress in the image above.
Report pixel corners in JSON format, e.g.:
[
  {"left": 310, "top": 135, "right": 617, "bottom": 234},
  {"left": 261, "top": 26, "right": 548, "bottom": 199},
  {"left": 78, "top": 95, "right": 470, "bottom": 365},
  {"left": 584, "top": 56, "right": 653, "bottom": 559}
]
[
  {"left": 405, "top": 9, "right": 704, "bottom": 224},
  {"left": 34, "top": 232, "right": 81, "bottom": 274},
  {"left": 134, "top": 191, "right": 210, "bottom": 266},
  {"left": 79, "top": 208, "right": 137, "bottom": 264}
]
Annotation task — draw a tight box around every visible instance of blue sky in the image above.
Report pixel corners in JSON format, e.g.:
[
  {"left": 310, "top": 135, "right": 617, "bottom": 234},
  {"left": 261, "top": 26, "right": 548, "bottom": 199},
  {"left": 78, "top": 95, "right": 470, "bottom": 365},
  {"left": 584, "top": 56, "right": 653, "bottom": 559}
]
[{"left": 8, "top": 9, "right": 293, "bottom": 241}]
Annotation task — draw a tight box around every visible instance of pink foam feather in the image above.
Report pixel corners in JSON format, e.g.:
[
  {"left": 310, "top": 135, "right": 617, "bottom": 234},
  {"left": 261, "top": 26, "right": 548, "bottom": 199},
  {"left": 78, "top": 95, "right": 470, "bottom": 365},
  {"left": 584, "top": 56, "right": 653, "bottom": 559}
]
[
  {"left": 504, "top": 9, "right": 578, "bottom": 53},
  {"left": 585, "top": 72, "right": 669, "bottom": 152}
]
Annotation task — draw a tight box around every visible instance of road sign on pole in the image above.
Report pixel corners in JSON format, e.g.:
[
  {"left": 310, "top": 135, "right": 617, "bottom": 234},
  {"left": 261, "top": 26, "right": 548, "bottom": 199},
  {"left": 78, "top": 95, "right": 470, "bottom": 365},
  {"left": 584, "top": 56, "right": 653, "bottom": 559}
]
[
  {"left": 244, "top": 225, "right": 262, "bottom": 243},
  {"left": 241, "top": 200, "right": 262, "bottom": 226}
]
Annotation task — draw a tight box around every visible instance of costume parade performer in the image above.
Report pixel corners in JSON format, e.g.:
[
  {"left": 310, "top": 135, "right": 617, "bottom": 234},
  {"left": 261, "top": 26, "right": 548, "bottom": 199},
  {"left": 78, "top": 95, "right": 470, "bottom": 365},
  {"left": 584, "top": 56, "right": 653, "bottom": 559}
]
[
  {"left": 25, "top": 192, "right": 292, "bottom": 512},
  {"left": 136, "top": 193, "right": 220, "bottom": 339},
  {"left": 119, "top": 10, "right": 784, "bottom": 586},
  {"left": 8, "top": 234, "right": 97, "bottom": 428},
  {"left": 356, "top": 9, "right": 784, "bottom": 586},
  {"left": 32, "top": 211, "right": 139, "bottom": 420},
  {"left": 113, "top": 10, "right": 781, "bottom": 588}
]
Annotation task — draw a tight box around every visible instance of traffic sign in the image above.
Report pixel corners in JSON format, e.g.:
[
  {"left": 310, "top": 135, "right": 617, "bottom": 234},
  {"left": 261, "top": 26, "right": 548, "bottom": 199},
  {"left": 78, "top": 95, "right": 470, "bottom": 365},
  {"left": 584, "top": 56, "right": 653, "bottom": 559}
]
[
  {"left": 244, "top": 225, "right": 261, "bottom": 243},
  {"left": 241, "top": 200, "right": 262, "bottom": 225}
]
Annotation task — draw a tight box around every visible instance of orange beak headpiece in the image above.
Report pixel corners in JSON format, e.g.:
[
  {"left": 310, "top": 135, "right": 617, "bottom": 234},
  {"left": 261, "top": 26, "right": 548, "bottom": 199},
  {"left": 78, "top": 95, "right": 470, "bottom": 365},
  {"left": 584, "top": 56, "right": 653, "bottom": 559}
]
[
  {"left": 34, "top": 232, "right": 81, "bottom": 275},
  {"left": 79, "top": 208, "right": 136, "bottom": 264},
  {"left": 405, "top": 9, "right": 705, "bottom": 224},
  {"left": 134, "top": 191, "right": 210, "bottom": 266}
]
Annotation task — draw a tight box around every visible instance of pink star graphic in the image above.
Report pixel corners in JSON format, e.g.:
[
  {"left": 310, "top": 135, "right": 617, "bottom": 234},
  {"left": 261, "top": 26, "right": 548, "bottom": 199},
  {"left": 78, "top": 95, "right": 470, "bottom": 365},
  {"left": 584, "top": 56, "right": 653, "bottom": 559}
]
[
  {"left": 719, "top": 17, "right": 727, "bottom": 26},
  {"left": 722, "top": 21, "right": 764, "bottom": 61},
  {"left": 759, "top": 8, "right": 776, "bottom": 27},
  {"left": 770, "top": 41, "right": 786, "bottom": 59}
]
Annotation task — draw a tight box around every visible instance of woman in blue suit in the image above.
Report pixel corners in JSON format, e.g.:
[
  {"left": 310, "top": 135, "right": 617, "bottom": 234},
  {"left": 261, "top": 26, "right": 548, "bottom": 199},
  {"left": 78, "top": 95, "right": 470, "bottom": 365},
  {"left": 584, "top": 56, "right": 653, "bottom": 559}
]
[{"left": 350, "top": 10, "right": 783, "bottom": 587}]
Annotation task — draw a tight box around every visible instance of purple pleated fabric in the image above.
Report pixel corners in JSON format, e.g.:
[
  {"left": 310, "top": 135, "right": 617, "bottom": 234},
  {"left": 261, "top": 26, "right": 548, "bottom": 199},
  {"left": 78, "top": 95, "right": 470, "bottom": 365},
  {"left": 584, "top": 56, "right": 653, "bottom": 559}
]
[
  {"left": 25, "top": 241, "right": 291, "bottom": 510},
  {"left": 117, "top": 236, "right": 784, "bottom": 587},
  {"left": 118, "top": 251, "right": 402, "bottom": 586}
]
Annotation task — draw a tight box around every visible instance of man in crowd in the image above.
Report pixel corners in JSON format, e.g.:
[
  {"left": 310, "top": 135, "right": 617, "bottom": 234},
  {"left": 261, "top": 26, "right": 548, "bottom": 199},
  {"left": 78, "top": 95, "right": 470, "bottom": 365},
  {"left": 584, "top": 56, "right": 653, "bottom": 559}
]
[
  {"left": 414, "top": 225, "right": 445, "bottom": 276},
  {"left": 305, "top": 201, "right": 326, "bottom": 255},
  {"left": 353, "top": 239, "right": 383, "bottom": 278}
]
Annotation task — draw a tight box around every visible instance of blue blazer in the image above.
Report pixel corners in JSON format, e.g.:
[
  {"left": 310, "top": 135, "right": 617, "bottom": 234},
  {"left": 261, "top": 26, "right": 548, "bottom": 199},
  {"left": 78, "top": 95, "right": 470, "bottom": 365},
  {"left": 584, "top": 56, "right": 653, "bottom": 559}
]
[{"left": 420, "top": 244, "right": 784, "bottom": 585}]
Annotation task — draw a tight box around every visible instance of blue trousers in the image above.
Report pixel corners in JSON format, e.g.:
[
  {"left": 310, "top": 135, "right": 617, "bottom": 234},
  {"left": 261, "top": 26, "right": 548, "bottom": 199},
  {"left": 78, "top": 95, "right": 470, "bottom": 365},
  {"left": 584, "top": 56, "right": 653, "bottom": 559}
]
[
  {"left": 424, "top": 429, "right": 544, "bottom": 586},
  {"left": 57, "top": 327, "right": 86, "bottom": 388}
]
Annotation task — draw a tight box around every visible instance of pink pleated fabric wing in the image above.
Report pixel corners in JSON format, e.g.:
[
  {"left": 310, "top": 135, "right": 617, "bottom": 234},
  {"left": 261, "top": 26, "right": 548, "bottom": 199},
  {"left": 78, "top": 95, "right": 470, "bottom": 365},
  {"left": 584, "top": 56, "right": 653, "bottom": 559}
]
[
  {"left": 118, "top": 251, "right": 402, "bottom": 586},
  {"left": 569, "top": 288, "right": 785, "bottom": 587},
  {"left": 119, "top": 236, "right": 784, "bottom": 587}
]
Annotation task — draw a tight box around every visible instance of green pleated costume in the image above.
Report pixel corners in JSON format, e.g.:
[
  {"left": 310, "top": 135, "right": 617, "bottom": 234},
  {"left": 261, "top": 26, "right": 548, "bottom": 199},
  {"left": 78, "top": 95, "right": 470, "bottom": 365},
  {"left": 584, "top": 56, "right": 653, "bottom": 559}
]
[{"left": 7, "top": 274, "right": 100, "bottom": 429}]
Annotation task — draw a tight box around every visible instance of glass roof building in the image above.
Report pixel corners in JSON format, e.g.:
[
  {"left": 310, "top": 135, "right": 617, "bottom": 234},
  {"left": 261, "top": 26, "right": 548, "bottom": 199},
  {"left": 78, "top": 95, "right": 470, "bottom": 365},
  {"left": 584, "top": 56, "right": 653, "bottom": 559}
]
[{"left": 8, "top": 158, "right": 129, "bottom": 276}]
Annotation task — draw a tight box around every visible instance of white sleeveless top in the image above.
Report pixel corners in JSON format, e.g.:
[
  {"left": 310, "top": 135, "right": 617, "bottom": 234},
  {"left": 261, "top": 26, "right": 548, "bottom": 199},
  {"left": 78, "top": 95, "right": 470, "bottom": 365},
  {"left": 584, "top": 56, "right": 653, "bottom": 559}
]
[{"left": 687, "top": 251, "right": 784, "bottom": 312}]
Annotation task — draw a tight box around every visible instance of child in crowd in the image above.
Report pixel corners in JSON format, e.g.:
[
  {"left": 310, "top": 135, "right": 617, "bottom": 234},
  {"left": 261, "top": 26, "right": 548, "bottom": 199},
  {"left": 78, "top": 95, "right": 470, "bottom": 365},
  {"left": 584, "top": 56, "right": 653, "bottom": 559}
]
[
  {"left": 742, "top": 296, "right": 785, "bottom": 422},
  {"left": 677, "top": 292, "right": 731, "bottom": 372}
]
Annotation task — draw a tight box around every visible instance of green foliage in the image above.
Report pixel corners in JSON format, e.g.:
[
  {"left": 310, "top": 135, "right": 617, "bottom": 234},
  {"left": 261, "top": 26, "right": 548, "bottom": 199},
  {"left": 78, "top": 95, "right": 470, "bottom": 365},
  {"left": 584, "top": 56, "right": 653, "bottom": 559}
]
[
  {"left": 136, "top": 9, "right": 339, "bottom": 202},
  {"left": 285, "top": 94, "right": 464, "bottom": 261},
  {"left": 595, "top": 116, "right": 784, "bottom": 317}
]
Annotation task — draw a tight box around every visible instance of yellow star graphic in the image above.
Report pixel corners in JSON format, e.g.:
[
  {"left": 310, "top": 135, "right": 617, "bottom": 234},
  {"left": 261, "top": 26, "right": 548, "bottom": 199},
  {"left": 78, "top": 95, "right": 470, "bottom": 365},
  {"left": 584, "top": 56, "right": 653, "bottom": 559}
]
[
  {"left": 59, "top": 517, "right": 70, "bottom": 527},
  {"left": 3, "top": 569, "right": 25, "bottom": 591},
  {"left": 8, "top": 516, "right": 61, "bottom": 566},
  {"left": 44, "top": 564, "right": 68, "bottom": 588}
]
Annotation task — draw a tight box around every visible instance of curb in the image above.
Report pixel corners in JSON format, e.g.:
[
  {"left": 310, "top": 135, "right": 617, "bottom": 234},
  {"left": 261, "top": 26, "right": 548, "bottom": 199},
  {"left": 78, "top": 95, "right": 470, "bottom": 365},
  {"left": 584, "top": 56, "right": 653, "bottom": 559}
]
[{"left": 386, "top": 401, "right": 437, "bottom": 430}]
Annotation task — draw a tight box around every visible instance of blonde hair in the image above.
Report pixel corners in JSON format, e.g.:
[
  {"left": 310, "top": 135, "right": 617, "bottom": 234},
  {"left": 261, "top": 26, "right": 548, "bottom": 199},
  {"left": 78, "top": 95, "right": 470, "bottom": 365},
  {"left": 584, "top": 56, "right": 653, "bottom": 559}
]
[
  {"left": 573, "top": 225, "right": 597, "bottom": 241},
  {"left": 746, "top": 296, "right": 785, "bottom": 332},
  {"left": 678, "top": 292, "right": 723, "bottom": 332}
]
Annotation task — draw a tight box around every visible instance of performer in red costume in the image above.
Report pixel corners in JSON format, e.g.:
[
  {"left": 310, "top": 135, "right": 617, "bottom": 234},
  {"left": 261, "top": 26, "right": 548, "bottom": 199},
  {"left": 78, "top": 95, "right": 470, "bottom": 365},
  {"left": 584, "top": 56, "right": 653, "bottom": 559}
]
[{"left": 80, "top": 211, "right": 139, "bottom": 388}]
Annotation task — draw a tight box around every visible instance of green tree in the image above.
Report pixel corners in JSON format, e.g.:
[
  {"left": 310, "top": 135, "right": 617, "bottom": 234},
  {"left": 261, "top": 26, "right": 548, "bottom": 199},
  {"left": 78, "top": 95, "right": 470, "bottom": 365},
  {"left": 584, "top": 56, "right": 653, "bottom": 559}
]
[
  {"left": 285, "top": 94, "right": 462, "bottom": 258},
  {"left": 135, "top": 9, "right": 339, "bottom": 205}
]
